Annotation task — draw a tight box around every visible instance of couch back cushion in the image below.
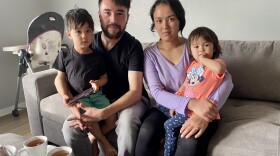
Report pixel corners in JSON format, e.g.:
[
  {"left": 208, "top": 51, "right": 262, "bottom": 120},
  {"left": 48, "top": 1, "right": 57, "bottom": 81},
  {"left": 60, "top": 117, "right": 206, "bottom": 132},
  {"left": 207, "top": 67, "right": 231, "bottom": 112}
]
[{"left": 219, "top": 40, "right": 280, "bottom": 102}]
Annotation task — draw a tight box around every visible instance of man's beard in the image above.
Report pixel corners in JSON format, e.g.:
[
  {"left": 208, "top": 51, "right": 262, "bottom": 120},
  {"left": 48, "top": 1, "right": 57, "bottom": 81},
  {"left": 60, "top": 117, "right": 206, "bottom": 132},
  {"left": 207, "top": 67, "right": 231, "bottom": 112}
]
[{"left": 101, "top": 23, "right": 126, "bottom": 39}]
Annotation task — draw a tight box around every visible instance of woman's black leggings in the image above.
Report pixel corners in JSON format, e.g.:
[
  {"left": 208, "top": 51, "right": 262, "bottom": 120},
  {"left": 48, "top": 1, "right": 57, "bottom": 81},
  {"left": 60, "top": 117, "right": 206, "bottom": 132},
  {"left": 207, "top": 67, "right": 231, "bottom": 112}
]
[{"left": 135, "top": 107, "right": 218, "bottom": 156}]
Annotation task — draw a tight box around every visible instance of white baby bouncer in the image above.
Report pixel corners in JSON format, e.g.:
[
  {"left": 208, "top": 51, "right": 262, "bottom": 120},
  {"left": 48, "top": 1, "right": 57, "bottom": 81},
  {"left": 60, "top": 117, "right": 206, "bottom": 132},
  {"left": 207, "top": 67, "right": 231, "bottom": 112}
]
[{"left": 3, "top": 12, "right": 65, "bottom": 116}]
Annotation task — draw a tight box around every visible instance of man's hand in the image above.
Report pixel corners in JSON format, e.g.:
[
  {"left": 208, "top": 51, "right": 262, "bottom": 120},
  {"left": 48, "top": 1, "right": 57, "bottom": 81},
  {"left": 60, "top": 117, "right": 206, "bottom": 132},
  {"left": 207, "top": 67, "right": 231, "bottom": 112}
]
[
  {"left": 188, "top": 99, "right": 218, "bottom": 122},
  {"left": 180, "top": 113, "right": 209, "bottom": 139},
  {"left": 81, "top": 106, "right": 104, "bottom": 123},
  {"left": 68, "top": 116, "right": 84, "bottom": 130},
  {"left": 67, "top": 106, "right": 105, "bottom": 129}
]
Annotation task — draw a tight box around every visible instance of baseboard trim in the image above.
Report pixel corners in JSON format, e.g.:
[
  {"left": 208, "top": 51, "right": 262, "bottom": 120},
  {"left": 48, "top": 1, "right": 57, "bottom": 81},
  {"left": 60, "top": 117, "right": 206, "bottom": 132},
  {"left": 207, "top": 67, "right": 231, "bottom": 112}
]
[{"left": 0, "top": 102, "right": 26, "bottom": 117}]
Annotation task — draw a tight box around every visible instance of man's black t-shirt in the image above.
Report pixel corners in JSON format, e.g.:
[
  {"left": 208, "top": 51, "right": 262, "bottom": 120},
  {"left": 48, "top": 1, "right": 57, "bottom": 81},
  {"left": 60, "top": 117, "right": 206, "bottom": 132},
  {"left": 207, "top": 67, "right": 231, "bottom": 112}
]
[
  {"left": 53, "top": 48, "right": 106, "bottom": 96},
  {"left": 91, "top": 31, "right": 148, "bottom": 100}
]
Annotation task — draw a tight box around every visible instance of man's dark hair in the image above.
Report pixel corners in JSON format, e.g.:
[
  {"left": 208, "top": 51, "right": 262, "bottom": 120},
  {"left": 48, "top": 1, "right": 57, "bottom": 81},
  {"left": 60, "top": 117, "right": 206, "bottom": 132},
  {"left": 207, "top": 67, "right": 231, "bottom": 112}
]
[
  {"left": 149, "top": 0, "right": 185, "bottom": 36},
  {"left": 188, "top": 27, "right": 222, "bottom": 59},
  {"left": 98, "top": 0, "right": 131, "bottom": 10},
  {"left": 65, "top": 8, "right": 94, "bottom": 31}
]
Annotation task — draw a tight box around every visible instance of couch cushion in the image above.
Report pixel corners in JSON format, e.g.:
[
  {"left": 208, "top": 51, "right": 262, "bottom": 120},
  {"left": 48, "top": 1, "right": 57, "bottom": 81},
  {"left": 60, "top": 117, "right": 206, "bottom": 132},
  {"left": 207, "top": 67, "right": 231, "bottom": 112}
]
[
  {"left": 208, "top": 99, "right": 280, "bottom": 156},
  {"left": 40, "top": 93, "right": 71, "bottom": 124},
  {"left": 220, "top": 40, "right": 280, "bottom": 102}
]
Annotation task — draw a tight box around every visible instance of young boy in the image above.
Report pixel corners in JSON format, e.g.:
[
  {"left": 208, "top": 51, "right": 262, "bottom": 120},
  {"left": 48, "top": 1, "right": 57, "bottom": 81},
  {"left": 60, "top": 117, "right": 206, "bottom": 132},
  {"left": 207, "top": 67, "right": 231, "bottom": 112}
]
[{"left": 53, "top": 8, "right": 117, "bottom": 156}]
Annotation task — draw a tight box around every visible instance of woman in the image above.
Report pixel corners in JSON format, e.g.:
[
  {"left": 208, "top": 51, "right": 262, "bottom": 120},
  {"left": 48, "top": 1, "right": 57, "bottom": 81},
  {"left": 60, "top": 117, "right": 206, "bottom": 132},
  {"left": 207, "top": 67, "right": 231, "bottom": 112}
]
[{"left": 135, "top": 0, "right": 233, "bottom": 156}]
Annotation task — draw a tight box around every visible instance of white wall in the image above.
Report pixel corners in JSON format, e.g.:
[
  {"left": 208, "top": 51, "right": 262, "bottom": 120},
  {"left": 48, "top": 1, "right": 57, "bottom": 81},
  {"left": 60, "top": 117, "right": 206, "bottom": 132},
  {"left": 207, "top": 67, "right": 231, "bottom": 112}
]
[
  {"left": 40, "top": 0, "right": 280, "bottom": 43},
  {"left": 0, "top": 0, "right": 280, "bottom": 115},
  {"left": 129, "top": 0, "right": 280, "bottom": 42},
  {"left": 182, "top": 0, "right": 280, "bottom": 41}
]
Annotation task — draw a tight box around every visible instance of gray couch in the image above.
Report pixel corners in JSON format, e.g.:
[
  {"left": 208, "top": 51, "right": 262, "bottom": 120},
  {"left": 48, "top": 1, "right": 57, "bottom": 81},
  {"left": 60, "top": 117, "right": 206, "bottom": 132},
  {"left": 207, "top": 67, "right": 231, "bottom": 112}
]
[{"left": 22, "top": 40, "right": 280, "bottom": 156}]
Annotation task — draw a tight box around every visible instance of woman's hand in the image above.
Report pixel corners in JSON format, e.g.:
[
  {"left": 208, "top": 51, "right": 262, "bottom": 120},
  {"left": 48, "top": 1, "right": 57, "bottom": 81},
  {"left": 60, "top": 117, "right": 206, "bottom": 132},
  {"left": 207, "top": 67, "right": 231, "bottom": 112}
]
[
  {"left": 188, "top": 98, "right": 218, "bottom": 122},
  {"left": 180, "top": 113, "right": 209, "bottom": 139}
]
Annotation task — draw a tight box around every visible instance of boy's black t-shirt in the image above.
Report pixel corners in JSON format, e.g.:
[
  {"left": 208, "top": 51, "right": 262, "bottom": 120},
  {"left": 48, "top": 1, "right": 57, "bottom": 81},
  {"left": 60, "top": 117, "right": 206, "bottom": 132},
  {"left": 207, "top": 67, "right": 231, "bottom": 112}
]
[
  {"left": 91, "top": 31, "right": 148, "bottom": 100},
  {"left": 53, "top": 48, "right": 106, "bottom": 96}
]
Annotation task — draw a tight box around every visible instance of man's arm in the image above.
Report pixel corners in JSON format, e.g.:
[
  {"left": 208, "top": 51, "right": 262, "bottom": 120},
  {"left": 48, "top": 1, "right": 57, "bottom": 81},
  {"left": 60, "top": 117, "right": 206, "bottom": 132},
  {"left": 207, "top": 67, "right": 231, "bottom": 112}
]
[
  {"left": 80, "top": 71, "right": 143, "bottom": 121},
  {"left": 103, "top": 71, "right": 143, "bottom": 117}
]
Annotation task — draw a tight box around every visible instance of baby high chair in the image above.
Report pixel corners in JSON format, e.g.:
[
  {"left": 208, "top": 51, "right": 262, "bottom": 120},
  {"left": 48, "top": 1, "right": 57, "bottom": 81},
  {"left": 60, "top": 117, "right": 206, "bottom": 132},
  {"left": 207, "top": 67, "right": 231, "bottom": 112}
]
[{"left": 3, "top": 12, "right": 64, "bottom": 116}]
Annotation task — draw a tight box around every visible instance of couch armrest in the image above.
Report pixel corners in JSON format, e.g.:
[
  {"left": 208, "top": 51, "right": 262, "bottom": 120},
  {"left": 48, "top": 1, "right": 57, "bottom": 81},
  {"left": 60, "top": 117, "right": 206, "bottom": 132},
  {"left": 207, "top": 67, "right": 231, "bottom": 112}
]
[{"left": 22, "top": 69, "right": 57, "bottom": 136}]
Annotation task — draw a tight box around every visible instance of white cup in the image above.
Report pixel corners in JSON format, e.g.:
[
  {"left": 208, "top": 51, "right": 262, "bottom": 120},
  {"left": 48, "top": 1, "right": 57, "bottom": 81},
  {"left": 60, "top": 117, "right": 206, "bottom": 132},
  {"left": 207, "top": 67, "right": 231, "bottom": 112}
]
[
  {"left": 47, "top": 146, "right": 73, "bottom": 156},
  {"left": 18, "top": 136, "right": 47, "bottom": 156}
]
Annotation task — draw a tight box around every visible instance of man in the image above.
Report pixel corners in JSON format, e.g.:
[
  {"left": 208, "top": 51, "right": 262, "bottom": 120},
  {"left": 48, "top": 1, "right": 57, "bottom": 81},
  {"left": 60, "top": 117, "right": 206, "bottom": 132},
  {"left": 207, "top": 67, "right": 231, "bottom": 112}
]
[{"left": 62, "top": 0, "right": 149, "bottom": 156}]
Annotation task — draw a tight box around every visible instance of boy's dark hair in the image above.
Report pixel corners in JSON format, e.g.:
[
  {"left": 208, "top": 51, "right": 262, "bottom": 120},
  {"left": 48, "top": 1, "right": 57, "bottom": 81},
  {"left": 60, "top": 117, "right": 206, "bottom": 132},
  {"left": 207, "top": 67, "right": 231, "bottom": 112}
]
[
  {"left": 65, "top": 8, "right": 94, "bottom": 31},
  {"left": 188, "top": 27, "right": 222, "bottom": 59},
  {"left": 98, "top": 0, "right": 131, "bottom": 10},
  {"left": 149, "top": 0, "right": 185, "bottom": 36}
]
